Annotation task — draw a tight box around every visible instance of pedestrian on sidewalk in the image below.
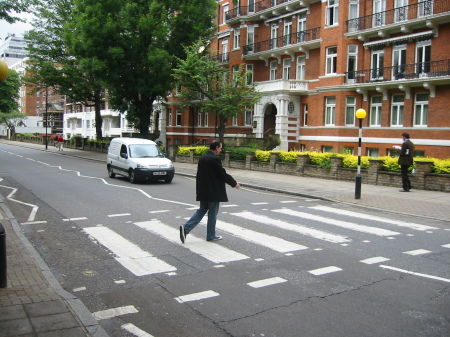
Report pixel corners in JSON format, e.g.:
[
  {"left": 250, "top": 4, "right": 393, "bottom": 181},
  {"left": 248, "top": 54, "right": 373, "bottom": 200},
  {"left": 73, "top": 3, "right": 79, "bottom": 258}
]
[
  {"left": 57, "top": 134, "right": 64, "bottom": 151},
  {"left": 180, "top": 140, "right": 240, "bottom": 243},
  {"left": 397, "top": 132, "right": 414, "bottom": 192}
]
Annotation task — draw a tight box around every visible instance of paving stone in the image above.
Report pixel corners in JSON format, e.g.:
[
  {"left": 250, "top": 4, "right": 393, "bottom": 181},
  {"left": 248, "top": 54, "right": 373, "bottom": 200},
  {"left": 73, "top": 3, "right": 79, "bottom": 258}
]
[{"left": 30, "top": 312, "right": 79, "bottom": 333}]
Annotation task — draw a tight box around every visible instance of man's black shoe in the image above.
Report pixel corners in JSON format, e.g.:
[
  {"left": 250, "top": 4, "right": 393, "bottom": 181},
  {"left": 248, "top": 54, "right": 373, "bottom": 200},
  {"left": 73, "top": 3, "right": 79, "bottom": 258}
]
[
  {"left": 179, "top": 226, "right": 186, "bottom": 244},
  {"left": 399, "top": 189, "right": 409, "bottom": 192},
  {"left": 207, "top": 236, "right": 222, "bottom": 242}
]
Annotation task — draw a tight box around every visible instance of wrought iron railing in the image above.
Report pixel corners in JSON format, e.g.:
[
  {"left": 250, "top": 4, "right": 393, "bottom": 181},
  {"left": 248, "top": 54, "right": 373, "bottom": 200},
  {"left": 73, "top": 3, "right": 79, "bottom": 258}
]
[
  {"left": 243, "top": 27, "right": 320, "bottom": 55},
  {"left": 346, "top": 59, "right": 450, "bottom": 84},
  {"left": 210, "top": 52, "right": 230, "bottom": 63},
  {"left": 226, "top": 0, "right": 296, "bottom": 21},
  {"left": 346, "top": 0, "right": 450, "bottom": 32}
]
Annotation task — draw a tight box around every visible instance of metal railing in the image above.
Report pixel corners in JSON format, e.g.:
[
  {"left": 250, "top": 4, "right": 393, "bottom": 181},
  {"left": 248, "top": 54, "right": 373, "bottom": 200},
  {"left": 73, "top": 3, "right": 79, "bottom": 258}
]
[
  {"left": 346, "top": 59, "right": 450, "bottom": 84},
  {"left": 346, "top": 0, "right": 450, "bottom": 33},
  {"left": 243, "top": 27, "right": 320, "bottom": 55},
  {"left": 210, "top": 52, "right": 230, "bottom": 63},
  {"left": 226, "top": 0, "right": 296, "bottom": 21}
]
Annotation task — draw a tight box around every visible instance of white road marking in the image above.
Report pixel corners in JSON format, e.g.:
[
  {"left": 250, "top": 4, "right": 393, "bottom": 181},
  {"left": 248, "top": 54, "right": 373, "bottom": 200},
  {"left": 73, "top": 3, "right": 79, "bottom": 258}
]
[
  {"left": 309, "top": 266, "right": 343, "bottom": 276},
  {"left": 273, "top": 209, "right": 400, "bottom": 237},
  {"left": 0, "top": 185, "right": 39, "bottom": 221},
  {"left": 221, "top": 204, "right": 238, "bottom": 207},
  {"left": 379, "top": 265, "right": 450, "bottom": 283},
  {"left": 175, "top": 290, "right": 220, "bottom": 303},
  {"left": 73, "top": 287, "right": 86, "bottom": 292},
  {"left": 63, "top": 217, "right": 88, "bottom": 221},
  {"left": 280, "top": 200, "right": 297, "bottom": 204},
  {"left": 310, "top": 206, "right": 438, "bottom": 231},
  {"left": 248, "top": 277, "right": 287, "bottom": 288},
  {"left": 94, "top": 305, "right": 138, "bottom": 320},
  {"left": 115, "top": 280, "right": 126, "bottom": 284},
  {"left": 231, "top": 212, "right": 350, "bottom": 244},
  {"left": 134, "top": 220, "right": 249, "bottom": 263},
  {"left": 122, "top": 323, "right": 155, "bottom": 337},
  {"left": 107, "top": 213, "right": 131, "bottom": 217},
  {"left": 84, "top": 226, "right": 176, "bottom": 276},
  {"left": 201, "top": 219, "right": 308, "bottom": 253},
  {"left": 442, "top": 244, "right": 450, "bottom": 248},
  {"left": 149, "top": 210, "right": 170, "bottom": 214},
  {"left": 21, "top": 221, "right": 47, "bottom": 225},
  {"left": 403, "top": 249, "right": 432, "bottom": 255},
  {"left": 360, "top": 256, "right": 390, "bottom": 265},
  {"left": 251, "top": 202, "right": 269, "bottom": 205}
]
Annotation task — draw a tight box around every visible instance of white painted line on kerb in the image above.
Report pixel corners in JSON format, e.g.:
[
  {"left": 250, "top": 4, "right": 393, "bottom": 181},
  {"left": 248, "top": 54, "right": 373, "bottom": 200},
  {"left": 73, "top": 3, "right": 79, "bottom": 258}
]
[
  {"left": 379, "top": 265, "right": 450, "bottom": 283},
  {"left": 403, "top": 249, "right": 432, "bottom": 256},
  {"left": 84, "top": 226, "right": 176, "bottom": 276},
  {"left": 248, "top": 277, "right": 287, "bottom": 288},
  {"left": 273, "top": 209, "right": 400, "bottom": 237},
  {"left": 310, "top": 206, "right": 438, "bottom": 231},
  {"left": 107, "top": 213, "right": 131, "bottom": 217},
  {"left": 202, "top": 219, "right": 308, "bottom": 253},
  {"left": 94, "top": 305, "right": 138, "bottom": 320},
  {"left": 122, "top": 323, "right": 155, "bottom": 337},
  {"left": 309, "top": 266, "right": 343, "bottom": 276},
  {"left": 360, "top": 256, "right": 390, "bottom": 265},
  {"left": 134, "top": 220, "right": 249, "bottom": 263},
  {"left": 175, "top": 290, "right": 220, "bottom": 303},
  {"left": 231, "top": 212, "right": 350, "bottom": 244}
]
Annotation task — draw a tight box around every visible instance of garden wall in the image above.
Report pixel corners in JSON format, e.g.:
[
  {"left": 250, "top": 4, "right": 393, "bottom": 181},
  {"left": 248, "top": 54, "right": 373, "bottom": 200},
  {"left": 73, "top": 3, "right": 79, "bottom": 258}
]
[{"left": 175, "top": 150, "right": 450, "bottom": 192}]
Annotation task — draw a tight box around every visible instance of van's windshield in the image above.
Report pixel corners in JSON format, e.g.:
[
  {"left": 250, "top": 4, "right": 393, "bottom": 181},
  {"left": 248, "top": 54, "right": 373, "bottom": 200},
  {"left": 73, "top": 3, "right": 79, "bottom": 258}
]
[{"left": 129, "top": 144, "right": 164, "bottom": 158}]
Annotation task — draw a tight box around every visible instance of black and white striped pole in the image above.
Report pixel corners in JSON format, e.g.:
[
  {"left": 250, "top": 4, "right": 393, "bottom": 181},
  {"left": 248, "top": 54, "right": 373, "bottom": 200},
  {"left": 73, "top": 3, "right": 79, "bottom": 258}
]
[{"left": 355, "top": 108, "right": 366, "bottom": 199}]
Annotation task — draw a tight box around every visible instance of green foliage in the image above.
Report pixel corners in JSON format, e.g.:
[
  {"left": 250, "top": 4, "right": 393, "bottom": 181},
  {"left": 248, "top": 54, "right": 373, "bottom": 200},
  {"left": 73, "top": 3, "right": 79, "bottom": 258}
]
[
  {"left": 0, "top": 69, "right": 21, "bottom": 113},
  {"left": 278, "top": 151, "right": 306, "bottom": 163},
  {"left": 342, "top": 155, "right": 371, "bottom": 170},
  {"left": 226, "top": 147, "right": 256, "bottom": 160},
  {"left": 255, "top": 150, "right": 271, "bottom": 162},
  {"left": 0, "top": 0, "right": 38, "bottom": 23},
  {"left": 177, "top": 146, "right": 208, "bottom": 156},
  {"left": 433, "top": 158, "right": 450, "bottom": 174}
]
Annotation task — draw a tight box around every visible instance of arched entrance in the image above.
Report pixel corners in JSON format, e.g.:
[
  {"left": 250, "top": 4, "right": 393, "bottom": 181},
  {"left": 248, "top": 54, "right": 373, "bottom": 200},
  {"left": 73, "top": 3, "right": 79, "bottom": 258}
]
[{"left": 264, "top": 103, "right": 277, "bottom": 137}]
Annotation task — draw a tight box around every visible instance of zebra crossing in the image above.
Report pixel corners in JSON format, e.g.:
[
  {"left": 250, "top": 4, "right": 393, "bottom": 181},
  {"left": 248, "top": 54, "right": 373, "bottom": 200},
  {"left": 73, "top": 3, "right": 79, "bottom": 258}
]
[{"left": 83, "top": 202, "right": 448, "bottom": 278}]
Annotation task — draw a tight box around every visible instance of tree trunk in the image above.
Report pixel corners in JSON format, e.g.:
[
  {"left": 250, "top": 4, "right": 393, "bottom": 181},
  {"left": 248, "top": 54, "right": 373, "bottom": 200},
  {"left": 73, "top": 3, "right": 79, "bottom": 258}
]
[
  {"left": 217, "top": 114, "right": 227, "bottom": 145},
  {"left": 94, "top": 90, "right": 103, "bottom": 140}
]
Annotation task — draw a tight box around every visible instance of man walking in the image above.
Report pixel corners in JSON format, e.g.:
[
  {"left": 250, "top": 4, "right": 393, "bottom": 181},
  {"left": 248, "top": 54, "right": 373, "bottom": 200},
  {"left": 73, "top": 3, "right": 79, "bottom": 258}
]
[
  {"left": 398, "top": 132, "right": 414, "bottom": 192},
  {"left": 180, "top": 140, "right": 240, "bottom": 243},
  {"left": 57, "top": 134, "right": 64, "bottom": 151}
]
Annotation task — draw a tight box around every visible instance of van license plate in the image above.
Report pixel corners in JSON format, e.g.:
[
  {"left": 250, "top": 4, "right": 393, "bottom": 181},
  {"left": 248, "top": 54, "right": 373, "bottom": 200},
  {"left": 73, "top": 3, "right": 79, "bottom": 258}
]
[{"left": 153, "top": 172, "right": 167, "bottom": 176}]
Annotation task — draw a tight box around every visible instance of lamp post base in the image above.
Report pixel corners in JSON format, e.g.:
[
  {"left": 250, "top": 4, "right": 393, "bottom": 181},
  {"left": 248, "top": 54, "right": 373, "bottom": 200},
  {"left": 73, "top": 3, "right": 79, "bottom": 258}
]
[{"left": 355, "top": 173, "right": 362, "bottom": 199}]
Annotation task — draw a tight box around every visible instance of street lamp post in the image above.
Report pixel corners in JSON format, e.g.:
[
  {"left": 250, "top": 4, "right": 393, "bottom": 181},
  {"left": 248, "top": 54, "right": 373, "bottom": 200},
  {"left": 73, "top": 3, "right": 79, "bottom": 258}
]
[
  {"left": 45, "top": 87, "right": 48, "bottom": 150},
  {"left": 355, "top": 108, "right": 367, "bottom": 199}
]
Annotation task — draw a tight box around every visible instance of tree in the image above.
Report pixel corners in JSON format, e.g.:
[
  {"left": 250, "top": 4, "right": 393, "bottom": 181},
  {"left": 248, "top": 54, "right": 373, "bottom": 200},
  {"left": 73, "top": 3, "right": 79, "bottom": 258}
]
[
  {"left": 0, "top": 68, "right": 21, "bottom": 113},
  {"left": 0, "top": 111, "right": 27, "bottom": 138},
  {"left": 0, "top": 0, "right": 37, "bottom": 24},
  {"left": 173, "top": 41, "right": 262, "bottom": 145},
  {"left": 67, "top": 0, "right": 217, "bottom": 139},
  {"left": 24, "top": 0, "right": 106, "bottom": 139}
]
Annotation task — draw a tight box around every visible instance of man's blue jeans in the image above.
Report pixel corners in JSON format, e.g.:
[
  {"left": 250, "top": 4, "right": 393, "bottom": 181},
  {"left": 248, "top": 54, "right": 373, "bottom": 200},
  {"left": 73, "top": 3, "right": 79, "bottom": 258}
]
[{"left": 183, "top": 201, "right": 220, "bottom": 240}]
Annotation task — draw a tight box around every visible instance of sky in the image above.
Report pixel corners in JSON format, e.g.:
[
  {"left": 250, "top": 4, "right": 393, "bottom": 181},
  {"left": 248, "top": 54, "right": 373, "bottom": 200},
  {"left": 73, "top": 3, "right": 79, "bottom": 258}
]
[{"left": 0, "top": 12, "right": 34, "bottom": 41}]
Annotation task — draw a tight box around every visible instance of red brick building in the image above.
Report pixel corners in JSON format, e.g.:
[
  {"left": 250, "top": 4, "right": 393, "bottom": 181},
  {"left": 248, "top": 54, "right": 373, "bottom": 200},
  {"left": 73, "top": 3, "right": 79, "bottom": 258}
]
[{"left": 161, "top": 0, "right": 450, "bottom": 159}]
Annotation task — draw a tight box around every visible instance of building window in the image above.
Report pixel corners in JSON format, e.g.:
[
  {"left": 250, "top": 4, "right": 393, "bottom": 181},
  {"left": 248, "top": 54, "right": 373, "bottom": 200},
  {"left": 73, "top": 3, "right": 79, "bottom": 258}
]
[
  {"left": 249, "top": 0, "right": 255, "bottom": 13},
  {"left": 246, "top": 64, "right": 253, "bottom": 85},
  {"left": 418, "top": 0, "right": 433, "bottom": 17},
  {"left": 371, "top": 46, "right": 385, "bottom": 80},
  {"left": 326, "top": 46, "right": 337, "bottom": 75},
  {"left": 343, "top": 147, "right": 354, "bottom": 155},
  {"left": 416, "top": 40, "right": 431, "bottom": 74},
  {"left": 394, "top": 0, "right": 408, "bottom": 22},
  {"left": 222, "top": 4, "right": 229, "bottom": 24},
  {"left": 86, "top": 120, "right": 91, "bottom": 129},
  {"left": 323, "top": 146, "right": 334, "bottom": 153},
  {"left": 414, "top": 93, "right": 428, "bottom": 126},
  {"left": 167, "top": 108, "right": 172, "bottom": 126},
  {"left": 233, "top": 116, "right": 238, "bottom": 126},
  {"left": 367, "top": 148, "right": 379, "bottom": 157},
  {"left": 303, "top": 104, "right": 308, "bottom": 126},
  {"left": 233, "top": 28, "right": 240, "bottom": 50},
  {"left": 221, "top": 39, "right": 229, "bottom": 62},
  {"left": 283, "top": 58, "right": 291, "bottom": 80},
  {"left": 204, "top": 112, "right": 209, "bottom": 126},
  {"left": 176, "top": 108, "right": 182, "bottom": 126},
  {"left": 347, "top": 44, "right": 358, "bottom": 81},
  {"left": 326, "top": 0, "right": 339, "bottom": 26},
  {"left": 392, "top": 43, "right": 406, "bottom": 79},
  {"left": 246, "top": 26, "right": 254, "bottom": 53},
  {"left": 370, "top": 96, "right": 382, "bottom": 126},
  {"left": 270, "top": 60, "right": 278, "bottom": 80},
  {"left": 197, "top": 108, "right": 202, "bottom": 127},
  {"left": 296, "top": 55, "right": 306, "bottom": 80},
  {"left": 325, "top": 97, "right": 336, "bottom": 126},
  {"left": 283, "top": 18, "right": 292, "bottom": 46},
  {"left": 391, "top": 94, "right": 404, "bottom": 126},
  {"left": 297, "top": 12, "right": 307, "bottom": 42},
  {"left": 373, "top": 0, "right": 386, "bottom": 27},
  {"left": 245, "top": 106, "right": 253, "bottom": 126},
  {"left": 270, "top": 23, "right": 278, "bottom": 49},
  {"left": 345, "top": 96, "right": 356, "bottom": 126}
]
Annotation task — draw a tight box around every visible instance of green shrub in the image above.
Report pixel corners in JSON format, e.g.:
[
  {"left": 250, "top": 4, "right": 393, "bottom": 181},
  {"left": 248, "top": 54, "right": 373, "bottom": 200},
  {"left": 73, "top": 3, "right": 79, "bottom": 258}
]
[
  {"left": 433, "top": 158, "right": 450, "bottom": 174},
  {"left": 255, "top": 150, "right": 271, "bottom": 162},
  {"left": 279, "top": 151, "right": 307, "bottom": 163},
  {"left": 226, "top": 147, "right": 256, "bottom": 160},
  {"left": 177, "top": 146, "right": 208, "bottom": 156}
]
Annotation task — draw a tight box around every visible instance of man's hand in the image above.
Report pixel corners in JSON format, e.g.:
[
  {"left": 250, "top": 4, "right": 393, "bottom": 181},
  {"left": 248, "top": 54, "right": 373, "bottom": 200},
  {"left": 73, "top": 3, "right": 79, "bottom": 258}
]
[{"left": 235, "top": 183, "right": 241, "bottom": 189}]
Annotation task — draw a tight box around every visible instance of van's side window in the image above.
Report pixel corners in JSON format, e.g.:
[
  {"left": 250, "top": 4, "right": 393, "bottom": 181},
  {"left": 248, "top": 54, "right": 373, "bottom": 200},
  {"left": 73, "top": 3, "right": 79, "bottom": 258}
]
[{"left": 120, "top": 145, "right": 127, "bottom": 155}]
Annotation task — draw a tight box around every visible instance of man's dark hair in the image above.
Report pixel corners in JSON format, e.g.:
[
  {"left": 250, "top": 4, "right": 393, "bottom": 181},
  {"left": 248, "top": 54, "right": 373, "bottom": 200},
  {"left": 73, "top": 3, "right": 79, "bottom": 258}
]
[
  {"left": 402, "top": 132, "right": 410, "bottom": 139},
  {"left": 210, "top": 140, "right": 221, "bottom": 150}
]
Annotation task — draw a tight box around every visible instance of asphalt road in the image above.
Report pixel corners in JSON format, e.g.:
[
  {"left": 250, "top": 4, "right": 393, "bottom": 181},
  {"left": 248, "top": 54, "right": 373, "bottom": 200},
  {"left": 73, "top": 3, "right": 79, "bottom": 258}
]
[{"left": 1, "top": 143, "right": 449, "bottom": 337}]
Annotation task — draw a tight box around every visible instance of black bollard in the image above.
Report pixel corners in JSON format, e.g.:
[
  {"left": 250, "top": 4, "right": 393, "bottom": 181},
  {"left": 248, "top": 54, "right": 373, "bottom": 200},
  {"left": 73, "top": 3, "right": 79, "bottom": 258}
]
[{"left": 0, "top": 223, "right": 6, "bottom": 288}]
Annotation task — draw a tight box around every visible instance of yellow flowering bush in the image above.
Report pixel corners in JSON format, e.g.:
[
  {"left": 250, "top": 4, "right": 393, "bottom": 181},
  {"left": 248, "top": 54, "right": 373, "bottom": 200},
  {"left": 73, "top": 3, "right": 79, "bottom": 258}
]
[{"left": 177, "top": 146, "right": 208, "bottom": 156}]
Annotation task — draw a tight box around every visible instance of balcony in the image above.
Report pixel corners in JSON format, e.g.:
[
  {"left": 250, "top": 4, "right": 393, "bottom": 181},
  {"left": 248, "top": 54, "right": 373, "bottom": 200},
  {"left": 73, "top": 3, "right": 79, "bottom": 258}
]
[
  {"left": 243, "top": 27, "right": 320, "bottom": 61},
  {"left": 209, "top": 52, "right": 230, "bottom": 64},
  {"left": 225, "top": 0, "right": 319, "bottom": 24},
  {"left": 346, "top": 0, "right": 450, "bottom": 40},
  {"left": 256, "top": 79, "right": 308, "bottom": 93}
]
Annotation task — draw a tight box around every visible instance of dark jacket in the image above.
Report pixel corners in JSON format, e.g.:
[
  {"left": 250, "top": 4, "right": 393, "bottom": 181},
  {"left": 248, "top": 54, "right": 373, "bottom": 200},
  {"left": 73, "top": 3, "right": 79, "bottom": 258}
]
[
  {"left": 398, "top": 139, "right": 414, "bottom": 166},
  {"left": 196, "top": 151, "right": 237, "bottom": 202}
]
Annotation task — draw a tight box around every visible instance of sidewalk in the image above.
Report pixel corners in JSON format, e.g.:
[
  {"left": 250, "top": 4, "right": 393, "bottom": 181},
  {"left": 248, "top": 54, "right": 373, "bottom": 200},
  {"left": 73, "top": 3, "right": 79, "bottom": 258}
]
[{"left": 1, "top": 139, "right": 449, "bottom": 336}]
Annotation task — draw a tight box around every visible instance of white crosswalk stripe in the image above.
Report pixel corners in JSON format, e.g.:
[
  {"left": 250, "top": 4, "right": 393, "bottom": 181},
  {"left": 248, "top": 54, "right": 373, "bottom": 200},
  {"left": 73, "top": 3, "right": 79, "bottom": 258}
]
[
  {"left": 134, "top": 220, "right": 249, "bottom": 263},
  {"left": 202, "top": 219, "right": 308, "bottom": 253},
  {"left": 309, "top": 206, "right": 438, "bottom": 231},
  {"left": 272, "top": 209, "right": 401, "bottom": 237},
  {"left": 231, "top": 211, "right": 350, "bottom": 243},
  {"left": 84, "top": 226, "right": 176, "bottom": 276}
]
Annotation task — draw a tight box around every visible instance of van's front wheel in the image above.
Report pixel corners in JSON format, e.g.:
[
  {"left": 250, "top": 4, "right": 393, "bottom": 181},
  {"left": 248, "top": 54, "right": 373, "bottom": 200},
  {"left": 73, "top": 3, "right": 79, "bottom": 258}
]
[
  {"left": 129, "top": 169, "right": 137, "bottom": 183},
  {"left": 108, "top": 166, "right": 116, "bottom": 178}
]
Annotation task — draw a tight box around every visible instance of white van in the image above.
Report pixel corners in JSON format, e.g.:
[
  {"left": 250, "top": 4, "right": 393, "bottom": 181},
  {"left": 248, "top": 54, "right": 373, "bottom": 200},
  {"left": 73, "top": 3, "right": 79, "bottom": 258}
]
[{"left": 107, "top": 138, "right": 174, "bottom": 183}]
